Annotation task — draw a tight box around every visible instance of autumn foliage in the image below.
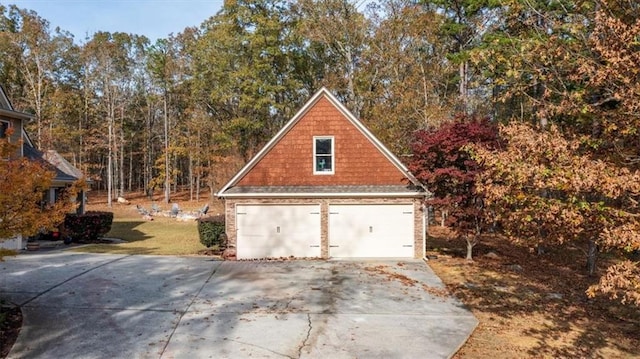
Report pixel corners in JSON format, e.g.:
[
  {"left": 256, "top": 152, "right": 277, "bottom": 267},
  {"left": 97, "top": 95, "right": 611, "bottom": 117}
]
[
  {"left": 473, "top": 123, "right": 640, "bottom": 305},
  {"left": 409, "top": 115, "right": 500, "bottom": 259},
  {"left": 0, "top": 132, "right": 76, "bottom": 240}
]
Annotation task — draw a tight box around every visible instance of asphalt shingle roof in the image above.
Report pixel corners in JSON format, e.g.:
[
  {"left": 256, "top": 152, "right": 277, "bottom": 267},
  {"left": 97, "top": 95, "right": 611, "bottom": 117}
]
[{"left": 23, "top": 144, "right": 83, "bottom": 183}]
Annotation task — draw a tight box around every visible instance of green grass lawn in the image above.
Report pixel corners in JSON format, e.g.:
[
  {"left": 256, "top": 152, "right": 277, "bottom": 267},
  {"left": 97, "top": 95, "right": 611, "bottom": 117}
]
[{"left": 73, "top": 216, "right": 207, "bottom": 255}]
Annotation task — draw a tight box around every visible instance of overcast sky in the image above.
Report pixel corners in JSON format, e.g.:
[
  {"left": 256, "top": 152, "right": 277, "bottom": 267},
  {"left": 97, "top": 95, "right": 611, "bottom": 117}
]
[{"left": 7, "top": 0, "right": 225, "bottom": 43}]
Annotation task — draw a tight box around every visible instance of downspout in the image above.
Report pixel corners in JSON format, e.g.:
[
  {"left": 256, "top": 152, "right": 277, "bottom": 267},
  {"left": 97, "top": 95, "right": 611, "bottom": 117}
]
[{"left": 422, "top": 203, "right": 428, "bottom": 262}]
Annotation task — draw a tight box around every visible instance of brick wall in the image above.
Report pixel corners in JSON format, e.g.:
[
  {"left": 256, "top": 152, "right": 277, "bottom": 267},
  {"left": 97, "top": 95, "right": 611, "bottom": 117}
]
[
  {"left": 225, "top": 197, "right": 425, "bottom": 259},
  {"left": 237, "top": 97, "right": 408, "bottom": 186}
]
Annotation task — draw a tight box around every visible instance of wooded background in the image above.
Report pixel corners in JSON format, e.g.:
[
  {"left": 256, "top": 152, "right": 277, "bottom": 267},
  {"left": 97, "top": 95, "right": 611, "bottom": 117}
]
[{"left": 1, "top": 0, "right": 637, "bottom": 205}]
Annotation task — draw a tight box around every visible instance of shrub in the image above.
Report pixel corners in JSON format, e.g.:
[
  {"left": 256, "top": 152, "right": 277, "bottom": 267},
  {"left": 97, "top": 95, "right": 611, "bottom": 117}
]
[
  {"left": 64, "top": 211, "right": 114, "bottom": 242},
  {"left": 197, "top": 214, "right": 225, "bottom": 248},
  {"left": 0, "top": 248, "right": 17, "bottom": 261}
]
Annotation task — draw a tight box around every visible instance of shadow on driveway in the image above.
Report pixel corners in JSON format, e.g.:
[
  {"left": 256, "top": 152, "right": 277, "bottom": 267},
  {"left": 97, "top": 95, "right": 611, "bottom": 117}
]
[{"left": 0, "top": 253, "right": 477, "bottom": 358}]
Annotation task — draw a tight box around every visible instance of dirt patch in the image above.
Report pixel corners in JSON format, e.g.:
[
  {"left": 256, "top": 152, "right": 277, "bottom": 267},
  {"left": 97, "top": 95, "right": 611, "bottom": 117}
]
[
  {"left": 427, "top": 226, "right": 640, "bottom": 358},
  {"left": 0, "top": 304, "right": 22, "bottom": 358}
]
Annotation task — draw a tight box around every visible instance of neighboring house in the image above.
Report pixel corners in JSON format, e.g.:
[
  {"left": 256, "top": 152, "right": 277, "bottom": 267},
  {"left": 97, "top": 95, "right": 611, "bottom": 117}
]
[
  {"left": 0, "top": 86, "right": 88, "bottom": 250},
  {"left": 0, "top": 86, "right": 31, "bottom": 156},
  {"left": 23, "top": 143, "right": 89, "bottom": 215},
  {"left": 217, "top": 87, "right": 429, "bottom": 260}
]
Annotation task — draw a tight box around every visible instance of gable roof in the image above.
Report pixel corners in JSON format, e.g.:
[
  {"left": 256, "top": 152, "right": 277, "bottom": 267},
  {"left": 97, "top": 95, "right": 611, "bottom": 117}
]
[
  {"left": 0, "top": 85, "right": 34, "bottom": 121},
  {"left": 217, "top": 87, "right": 426, "bottom": 197},
  {"left": 44, "top": 150, "right": 86, "bottom": 183},
  {"left": 0, "top": 85, "right": 13, "bottom": 110},
  {"left": 23, "top": 143, "right": 86, "bottom": 185}
]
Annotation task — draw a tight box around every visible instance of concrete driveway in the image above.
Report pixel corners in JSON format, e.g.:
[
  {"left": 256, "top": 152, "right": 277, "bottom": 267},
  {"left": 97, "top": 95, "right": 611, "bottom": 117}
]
[{"left": 0, "top": 252, "right": 477, "bottom": 358}]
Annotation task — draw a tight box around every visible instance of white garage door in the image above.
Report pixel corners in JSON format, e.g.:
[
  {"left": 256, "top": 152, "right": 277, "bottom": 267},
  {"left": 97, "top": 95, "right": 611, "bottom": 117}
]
[
  {"left": 329, "top": 204, "right": 415, "bottom": 258},
  {"left": 236, "top": 204, "right": 321, "bottom": 259}
]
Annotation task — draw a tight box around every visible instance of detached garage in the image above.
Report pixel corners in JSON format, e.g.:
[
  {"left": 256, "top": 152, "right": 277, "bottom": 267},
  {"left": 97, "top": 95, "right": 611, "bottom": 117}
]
[{"left": 217, "top": 88, "right": 429, "bottom": 259}]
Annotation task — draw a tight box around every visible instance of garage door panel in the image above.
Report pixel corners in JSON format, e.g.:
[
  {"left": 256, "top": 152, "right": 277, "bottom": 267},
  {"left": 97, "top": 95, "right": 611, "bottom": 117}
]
[
  {"left": 237, "top": 205, "right": 321, "bottom": 259},
  {"left": 329, "top": 204, "right": 414, "bottom": 258}
]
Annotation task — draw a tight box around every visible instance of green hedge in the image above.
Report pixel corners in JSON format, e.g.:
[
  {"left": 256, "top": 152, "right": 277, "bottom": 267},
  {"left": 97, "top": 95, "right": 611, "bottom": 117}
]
[
  {"left": 197, "top": 214, "right": 225, "bottom": 248},
  {"left": 64, "top": 211, "right": 114, "bottom": 242}
]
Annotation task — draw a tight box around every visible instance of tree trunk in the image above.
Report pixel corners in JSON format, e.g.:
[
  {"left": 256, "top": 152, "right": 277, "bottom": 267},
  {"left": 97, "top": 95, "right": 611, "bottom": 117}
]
[
  {"left": 586, "top": 240, "right": 599, "bottom": 276},
  {"left": 173, "top": 155, "right": 178, "bottom": 193},
  {"left": 466, "top": 235, "right": 476, "bottom": 260},
  {"left": 128, "top": 137, "right": 133, "bottom": 192},
  {"left": 459, "top": 61, "right": 468, "bottom": 114},
  {"left": 419, "top": 63, "right": 429, "bottom": 125},
  {"left": 107, "top": 115, "right": 113, "bottom": 207},
  {"left": 189, "top": 151, "right": 194, "bottom": 201},
  {"left": 441, "top": 210, "right": 447, "bottom": 227},
  {"left": 208, "top": 158, "right": 215, "bottom": 199},
  {"left": 195, "top": 130, "right": 201, "bottom": 201},
  {"left": 119, "top": 109, "right": 125, "bottom": 198},
  {"left": 163, "top": 95, "right": 170, "bottom": 204},
  {"left": 111, "top": 136, "right": 120, "bottom": 198},
  {"left": 144, "top": 105, "right": 152, "bottom": 198},
  {"left": 466, "top": 220, "right": 482, "bottom": 260}
]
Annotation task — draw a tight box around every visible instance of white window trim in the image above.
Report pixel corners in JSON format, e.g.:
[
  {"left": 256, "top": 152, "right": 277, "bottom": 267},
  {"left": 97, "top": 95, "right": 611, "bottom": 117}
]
[{"left": 313, "top": 136, "right": 334, "bottom": 175}]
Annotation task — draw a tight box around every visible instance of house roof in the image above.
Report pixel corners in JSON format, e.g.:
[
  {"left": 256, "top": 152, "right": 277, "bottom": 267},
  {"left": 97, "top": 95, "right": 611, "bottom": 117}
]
[
  {"left": 23, "top": 144, "right": 85, "bottom": 185},
  {"left": 0, "top": 84, "right": 14, "bottom": 111},
  {"left": 217, "top": 87, "right": 427, "bottom": 198},
  {"left": 44, "top": 150, "right": 85, "bottom": 182},
  {"left": 0, "top": 85, "right": 33, "bottom": 121}
]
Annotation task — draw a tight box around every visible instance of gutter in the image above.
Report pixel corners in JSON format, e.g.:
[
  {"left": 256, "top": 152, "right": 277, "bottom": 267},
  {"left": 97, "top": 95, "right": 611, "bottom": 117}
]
[
  {"left": 422, "top": 203, "right": 428, "bottom": 261},
  {"left": 216, "top": 192, "right": 426, "bottom": 199}
]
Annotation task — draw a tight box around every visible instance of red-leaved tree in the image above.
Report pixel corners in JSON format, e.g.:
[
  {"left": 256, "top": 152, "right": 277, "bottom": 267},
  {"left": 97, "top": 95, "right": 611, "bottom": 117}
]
[{"left": 409, "top": 115, "right": 500, "bottom": 260}]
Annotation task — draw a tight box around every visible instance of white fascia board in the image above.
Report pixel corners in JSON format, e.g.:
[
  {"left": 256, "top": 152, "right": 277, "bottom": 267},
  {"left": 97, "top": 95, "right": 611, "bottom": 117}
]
[
  {"left": 22, "top": 128, "right": 34, "bottom": 148},
  {"left": 218, "top": 192, "right": 427, "bottom": 199}
]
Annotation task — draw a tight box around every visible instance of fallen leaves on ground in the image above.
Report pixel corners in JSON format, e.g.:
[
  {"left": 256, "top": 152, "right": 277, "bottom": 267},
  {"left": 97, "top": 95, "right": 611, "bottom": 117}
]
[
  {"left": 427, "top": 226, "right": 640, "bottom": 358},
  {"left": 0, "top": 304, "right": 22, "bottom": 358}
]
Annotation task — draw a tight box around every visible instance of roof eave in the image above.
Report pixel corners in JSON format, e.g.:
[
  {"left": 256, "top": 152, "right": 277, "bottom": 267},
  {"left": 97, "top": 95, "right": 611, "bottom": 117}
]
[
  {"left": 216, "top": 191, "right": 427, "bottom": 199},
  {"left": 0, "top": 108, "right": 35, "bottom": 121},
  {"left": 50, "top": 176, "right": 81, "bottom": 186}
]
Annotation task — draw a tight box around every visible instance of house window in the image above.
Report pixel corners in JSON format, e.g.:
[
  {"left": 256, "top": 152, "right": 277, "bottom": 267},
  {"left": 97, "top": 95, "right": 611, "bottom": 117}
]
[
  {"left": 314, "top": 136, "right": 334, "bottom": 174},
  {"left": 0, "top": 121, "right": 8, "bottom": 139}
]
